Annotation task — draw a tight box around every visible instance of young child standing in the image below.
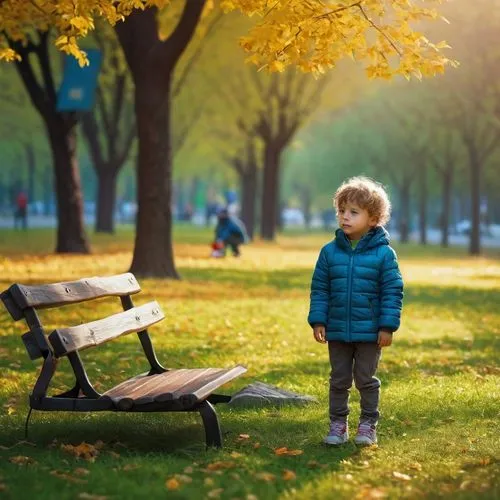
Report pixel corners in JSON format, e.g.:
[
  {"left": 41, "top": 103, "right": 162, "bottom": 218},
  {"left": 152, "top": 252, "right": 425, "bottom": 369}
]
[{"left": 308, "top": 176, "right": 403, "bottom": 446}]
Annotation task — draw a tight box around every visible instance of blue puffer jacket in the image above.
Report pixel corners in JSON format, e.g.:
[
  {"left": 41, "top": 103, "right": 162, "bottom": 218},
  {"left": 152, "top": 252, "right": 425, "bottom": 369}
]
[
  {"left": 308, "top": 226, "right": 403, "bottom": 343},
  {"left": 215, "top": 216, "right": 248, "bottom": 243}
]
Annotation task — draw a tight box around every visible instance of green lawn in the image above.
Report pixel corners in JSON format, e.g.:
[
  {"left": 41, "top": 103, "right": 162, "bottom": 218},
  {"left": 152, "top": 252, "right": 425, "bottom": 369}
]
[{"left": 0, "top": 226, "right": 498, "bottom": 499}]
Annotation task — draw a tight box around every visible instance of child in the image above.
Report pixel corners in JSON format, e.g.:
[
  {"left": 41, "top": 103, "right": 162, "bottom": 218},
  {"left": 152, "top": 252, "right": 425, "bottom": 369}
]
[
  {"left": 308, "top": 176, "right": 403, "bottom": 446},
  {"left": 213, "top": 208, "right": 248, "bottom": 257}
]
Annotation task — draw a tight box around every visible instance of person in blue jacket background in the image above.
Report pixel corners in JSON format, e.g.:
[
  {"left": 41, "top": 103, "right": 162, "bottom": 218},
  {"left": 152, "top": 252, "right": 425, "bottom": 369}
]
[
  {"left": 308, "top": 176, "right": 403, "bottom": 447},
  {"left": 213, "top": 208, "right": 248, "bottom": 257}
]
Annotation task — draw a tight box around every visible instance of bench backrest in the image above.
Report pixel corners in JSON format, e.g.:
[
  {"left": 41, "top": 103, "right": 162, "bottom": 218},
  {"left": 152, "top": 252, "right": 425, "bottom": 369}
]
[
  {"left": 1, "top": 273, "right": 141, "bottom": 321},
  {"left": 0, "top": 273, "right": 166, "bottom": 400}
]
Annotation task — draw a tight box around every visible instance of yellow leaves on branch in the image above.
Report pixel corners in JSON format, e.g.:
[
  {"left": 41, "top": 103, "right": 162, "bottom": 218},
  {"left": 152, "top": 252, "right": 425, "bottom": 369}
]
[
  {"left": 225, "top": 0, "right": 456, "bottom": 79},
  {"left": 0, "top": 0, "right": 169, "bottom": 65},
  {"left": 0, "top": 0, "right": 454, "bottom": 79}
]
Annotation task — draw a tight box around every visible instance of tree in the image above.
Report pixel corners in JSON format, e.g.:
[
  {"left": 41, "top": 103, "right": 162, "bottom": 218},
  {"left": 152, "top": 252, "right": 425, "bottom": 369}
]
[
  {"left": 6, "top": 33, "right": 89, "bottom": 252},
  {"left": 81, "top": 26, "right": 136, "bottom": 234}
]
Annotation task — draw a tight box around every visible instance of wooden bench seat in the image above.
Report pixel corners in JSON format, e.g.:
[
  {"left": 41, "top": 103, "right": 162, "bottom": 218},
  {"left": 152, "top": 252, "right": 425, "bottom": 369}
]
[{"left": 1, "top": 273, "right": 247, "bottom": 448}]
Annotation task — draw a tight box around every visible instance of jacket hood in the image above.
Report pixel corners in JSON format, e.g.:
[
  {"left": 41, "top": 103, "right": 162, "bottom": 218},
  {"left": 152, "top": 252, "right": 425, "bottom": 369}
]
[{"left": 334, "top": 226, "right": 390, "bottom": 252}]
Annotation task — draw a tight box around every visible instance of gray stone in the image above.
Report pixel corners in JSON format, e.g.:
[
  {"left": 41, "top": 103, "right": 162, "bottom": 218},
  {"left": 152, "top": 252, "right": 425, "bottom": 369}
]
[{"left": 228, "top": 381, "right": 317, "bottom": 408}]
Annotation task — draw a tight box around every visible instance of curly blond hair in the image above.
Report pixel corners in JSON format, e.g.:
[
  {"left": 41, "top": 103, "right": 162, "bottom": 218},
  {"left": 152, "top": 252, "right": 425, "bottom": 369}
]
[{"left": 333, "top": 176, "right": 391, "bottom": 227}]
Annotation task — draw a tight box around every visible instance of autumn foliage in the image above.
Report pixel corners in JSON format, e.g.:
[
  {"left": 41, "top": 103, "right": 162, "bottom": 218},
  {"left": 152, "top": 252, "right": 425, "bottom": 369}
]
[{"left": 0, "top": 0, "right": 452, "bottom": 78}]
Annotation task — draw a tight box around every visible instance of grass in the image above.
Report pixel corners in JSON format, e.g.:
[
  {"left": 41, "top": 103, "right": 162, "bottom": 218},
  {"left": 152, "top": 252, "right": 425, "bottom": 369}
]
[{"left": 0, "top": 226, "right": 498, "bottom": 499}]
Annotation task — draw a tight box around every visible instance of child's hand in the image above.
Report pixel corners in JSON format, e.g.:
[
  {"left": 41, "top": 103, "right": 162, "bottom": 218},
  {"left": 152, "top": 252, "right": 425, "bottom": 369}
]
[
  {"left": 313, "top": 325, "right": 326, "bottom": 344},
  {"left": 378, "top": 330, "right": 393, "bottom": 347}
]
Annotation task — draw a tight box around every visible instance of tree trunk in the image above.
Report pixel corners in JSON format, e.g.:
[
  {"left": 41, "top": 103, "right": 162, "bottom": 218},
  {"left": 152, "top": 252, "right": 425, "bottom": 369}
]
[
  {"left": 301, "top": 187, "right": 312, "bottom": 230},
  {"left": 25, "top": 142, "right": 36, "bottom": 204},
  {"left": 241, "top": 167, "right": 257, "bottom": 240},
  {"left": 116, "top": 3, "right": 205, "bottom": 278},
  {"left": 95, "top": 167, "right": 118, "bottom": 233},
  {"left": 46, "top": 116, "right": 89, "bottom": 253},
  {"left": 399, "top": 183, "right": 411, "bottom": 243},
  {"left": 10, "top": 31, "right": 89, "bottom": 253},
  {"left": 440, "top": 170, "right": 453, "bottom": 248},
  {"left": 260, "top": 144, "right": 281, "bottom": 240},
  {"left": 418, "top": 163, "right": 427, "bottom": 245},
  {"left": 469, "top": 148, "right": 481, "bottom": 255},
  {"left": 127, "top": 76, "right": 177, "bottom": 277},
  {"left": 43, "top": 164, "right": 52, "bottom": 216}
]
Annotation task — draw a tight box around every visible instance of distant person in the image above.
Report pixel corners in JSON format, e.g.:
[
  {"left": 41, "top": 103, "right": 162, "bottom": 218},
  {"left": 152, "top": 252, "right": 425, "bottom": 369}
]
[
  {"left": 308, "top": 176, "right": 403, "bottom": 446},
  {"left": 212, "top": 208, "right": 248, "bottom": 257},
  {"left": 14, "top": 191, "right": 28, "bottom": 230}
]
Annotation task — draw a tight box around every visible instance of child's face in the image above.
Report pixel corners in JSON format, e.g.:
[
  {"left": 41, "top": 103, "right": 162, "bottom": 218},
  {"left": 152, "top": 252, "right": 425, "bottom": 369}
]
[{"left": 338, "top": 202, "right": 377, "bottom": 240}]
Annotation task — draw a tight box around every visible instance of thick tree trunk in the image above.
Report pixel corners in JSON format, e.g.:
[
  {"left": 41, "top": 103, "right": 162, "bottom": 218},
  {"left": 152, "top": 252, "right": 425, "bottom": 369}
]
[
  {"left": 128, "top": 76, "right": 177, "bottom": 277},
  {"left": 399, "top": 183, "right": 411, "bottom": 244},
  {"left": 418, "top": 163, "right": 427, "bottom": 245},
  {"left": 116, "top": 3, "right": 205, "bottom": 278},
  {"left": 440, "top": 170, "right": 453, "bottom": 248},
  {"left": 241, "top": 167, "right": 257, "bottom": 240},
  {"left": 95, "top": 167, "right": 118, "bottom": 233},
  {"left": 46, "top": 117, "right": 89, "bottom": 253},
  {"left": 469, "top": 149, "right": 481, "bottom": 255},
  {"left": 260, "top": 144, "right": 281, "bottom": 240}
]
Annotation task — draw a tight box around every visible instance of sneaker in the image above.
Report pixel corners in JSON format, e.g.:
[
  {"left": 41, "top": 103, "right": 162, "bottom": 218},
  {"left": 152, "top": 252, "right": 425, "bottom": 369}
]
[
  {"left": 324, "top": 421, "right": 348, "bottom": 445},
  {"left": 354, "top": 422, "right": 377, "bottom": 446}
]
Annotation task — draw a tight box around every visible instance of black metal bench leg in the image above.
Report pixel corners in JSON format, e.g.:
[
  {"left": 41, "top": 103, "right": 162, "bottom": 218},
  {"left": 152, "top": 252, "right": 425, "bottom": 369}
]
[
  {"left": 24, "top": 408, "right": 33, "bottom": 439},
  {"left": 198, "top": 400, "right": 222, "bottom": 448}
]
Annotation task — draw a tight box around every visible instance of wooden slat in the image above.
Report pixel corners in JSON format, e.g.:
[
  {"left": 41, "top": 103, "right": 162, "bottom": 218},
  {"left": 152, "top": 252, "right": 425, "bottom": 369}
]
[
  {"left": 100, "top": 366, "right": 247, "bottom": 410},
  {"left": 48, "top": 301, "right": 164, "bottom": 357},
  {"left": 185, "top": 365, "right": 247, "bottom": 402},
  {"left": 7, "top": 273, "right": 141, "bottom": 312}
]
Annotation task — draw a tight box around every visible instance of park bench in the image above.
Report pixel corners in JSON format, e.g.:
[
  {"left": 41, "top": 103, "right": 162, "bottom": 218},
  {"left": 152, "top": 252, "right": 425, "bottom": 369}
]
[{"left": 0, "top": 273, "right": 246, "bottom": 448}]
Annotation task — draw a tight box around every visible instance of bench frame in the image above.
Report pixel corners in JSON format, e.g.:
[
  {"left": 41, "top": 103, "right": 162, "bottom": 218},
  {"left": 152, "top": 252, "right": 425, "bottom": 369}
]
[{"left": 1, "top": 273, "right": 246, "bottom": 448}]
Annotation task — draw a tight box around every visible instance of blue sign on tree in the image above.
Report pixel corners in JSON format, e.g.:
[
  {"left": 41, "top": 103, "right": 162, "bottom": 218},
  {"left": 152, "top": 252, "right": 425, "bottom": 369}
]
[{"left": 57, "top": 49, "right": 102, "bottom": 112}]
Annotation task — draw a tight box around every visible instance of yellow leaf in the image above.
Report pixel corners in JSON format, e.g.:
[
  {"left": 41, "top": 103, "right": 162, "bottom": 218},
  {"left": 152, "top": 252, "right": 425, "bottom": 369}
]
[
  {"left": 255, "top": 472, "right": 276, "bottom": 482},
  {"left": 282, "top": 469, "right": 296, "bottom": 480},
  {"left": 166, "top": 478, "right": 180, "bottom": 490},
  {"left": 9, "top": 456, "right": 36, "bottom": 465},
  {"left": 392, "top": 471, "right": 411, "bottom": 481}
]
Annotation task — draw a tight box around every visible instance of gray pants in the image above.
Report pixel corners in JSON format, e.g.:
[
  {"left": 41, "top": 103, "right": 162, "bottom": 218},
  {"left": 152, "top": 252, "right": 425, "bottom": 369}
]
[{"left": 328, "top": 341, "right": 381, "bottom": 425}]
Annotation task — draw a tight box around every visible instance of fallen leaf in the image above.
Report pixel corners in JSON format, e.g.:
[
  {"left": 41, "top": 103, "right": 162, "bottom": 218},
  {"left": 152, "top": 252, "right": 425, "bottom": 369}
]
[
  {"left": 255, "top": 472, "right": 276, "bottom": 482},
  {"left": 356, "top": 486, "right": 388, "bottom": 499},
  {"left": 107, "top": 451, "right": 120, "bottom": 459},
  {"left": 9, "top": 456, "right": 36, "bottom": 465},
  {"left": 253, "top": 442, "right": 261, "bottom": 449},
  {"left": 184, "top": 466, "right": 194, "bottom": 474},
  {"left": 274, "top": 447, "right": 289, "bottom": 455},
  {"left": 166, "top": 478, "right": 180, "bottom": 490},
  {"left": 274, "top": 447, "right": 303, "bottom": 456},
  {"left": 282, "top": 469, "right": 296, "bottom": 481},
  {"left": 230, "top": 451, "right": 243, "bottom": 458},
  {"left": 459, "top": 480, "right": 471, "bottom": 490},
  {"left": 237, "top": 434, "right": 250, "bottom": 441},
  {"left": 392, "top": 471, "right": 411, "bottom": 481},
  {"left": 50, "top": 470, "right": 87, "bottom": 484},
  {"left": 176, "top": 474, "right": 193, "bottom": 484},
  {"left": 204, "top": 477, "right": 214, "bottom": 486},
  {"left": 78, "top": 494, "right": 108, "bottom": 500},
  {"left": 206, "top": 461, "right": 237, "bottom": 471},
  {"left": 61, "top": 442, "right": 100, "bottom": 461},
  {"left": 74, "top": 468, "right": 91, "bottom": 476},
  {"left": 207, "top": 488, "right": 224, "bottom": 498}
]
